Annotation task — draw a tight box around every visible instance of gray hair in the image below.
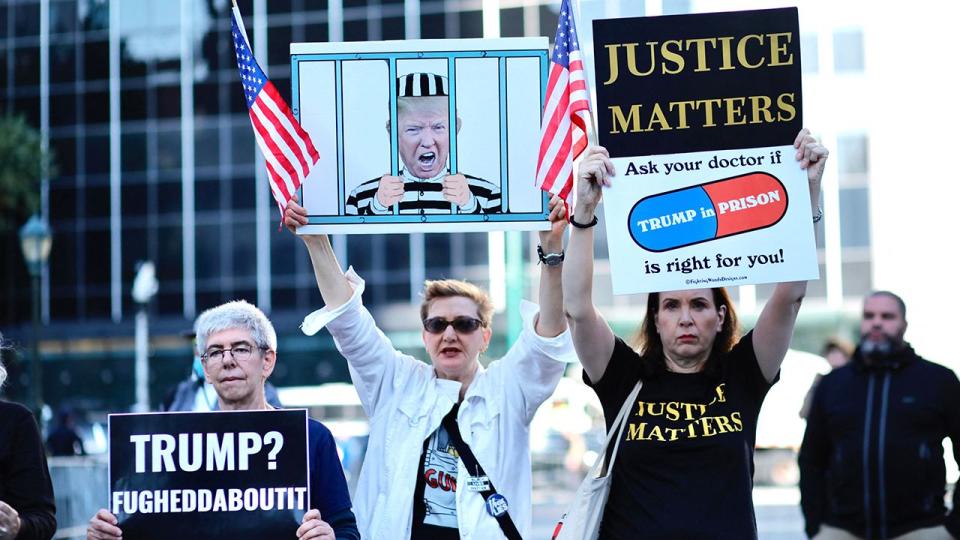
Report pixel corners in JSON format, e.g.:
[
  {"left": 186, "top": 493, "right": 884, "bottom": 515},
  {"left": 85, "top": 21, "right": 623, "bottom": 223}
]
[{"left": 193, "top": 300, "right": 277, "bottom": 354}]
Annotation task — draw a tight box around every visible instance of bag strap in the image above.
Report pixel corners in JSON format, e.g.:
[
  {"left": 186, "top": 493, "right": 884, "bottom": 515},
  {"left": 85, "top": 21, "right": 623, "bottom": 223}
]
[
  {"left": 441, "top": 406, "right": 524, "bottom": 540},
  {"left": 596, "top": 380, "right": 643, "bottom": 477}
]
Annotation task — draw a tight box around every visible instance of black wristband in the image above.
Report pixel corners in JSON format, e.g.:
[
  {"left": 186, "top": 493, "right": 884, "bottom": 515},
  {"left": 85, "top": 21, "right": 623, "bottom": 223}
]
[{"left": 569, "top": 214, "right": 599, "bottom": 229}]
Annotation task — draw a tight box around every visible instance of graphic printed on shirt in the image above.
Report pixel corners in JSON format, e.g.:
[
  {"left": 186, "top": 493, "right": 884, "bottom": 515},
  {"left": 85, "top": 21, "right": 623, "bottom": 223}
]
[{"left": 421, "top": 425, "right": 460, "bottom": 528}]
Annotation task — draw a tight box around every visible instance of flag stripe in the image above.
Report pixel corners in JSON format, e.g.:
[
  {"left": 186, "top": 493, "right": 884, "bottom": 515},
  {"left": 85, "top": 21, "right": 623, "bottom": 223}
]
[
  {"left": 250, "top": 105, "right": 302, "bottom": 195},
  {"left": 259, "top": 84, "right": 317, "bottom": 175},
  {"left": 535, "top": 0, "right": 591, "bottom": 212},
  {"left": 232, "top": 6, "right": 319, "bottom": 218}
]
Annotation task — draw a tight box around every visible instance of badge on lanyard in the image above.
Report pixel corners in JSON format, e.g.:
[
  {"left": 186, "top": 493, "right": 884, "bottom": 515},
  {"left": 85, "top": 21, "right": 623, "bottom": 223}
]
[
  {"left": 465, "top": 475, "right": 492, "bottom": 492},
  {"left": 485, "top": 493, "right": 509, "bottom": 518}
]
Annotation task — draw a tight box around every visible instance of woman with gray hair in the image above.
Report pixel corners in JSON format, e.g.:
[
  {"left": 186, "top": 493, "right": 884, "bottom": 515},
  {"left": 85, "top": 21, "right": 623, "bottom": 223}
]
[
  {"left": 0, "top": 333, "right": 58, "bottom": 540},
  {"left": 86, "top": 301, "right": 359, "bottom": 540}
]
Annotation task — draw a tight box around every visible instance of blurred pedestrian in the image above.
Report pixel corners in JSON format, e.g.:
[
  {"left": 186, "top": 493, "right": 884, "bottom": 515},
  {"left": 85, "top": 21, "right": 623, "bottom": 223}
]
[
  {"left": 86, "top": 301, "right": 358, "bottom": 540},
  {"left": 561, "top": 129, "right": 827, "bottom": 539},
  {"left": 799, "top": 291, "right": 960, "bottom": 539},
  {"left": 0, "top": 333, "right": 57, "bottom": 540},
  {"left": 798, "top": 337, "right": 853, "bottom": 419},
  {"left": 45, "top": 406, "right": 85, "bottom": 457}
]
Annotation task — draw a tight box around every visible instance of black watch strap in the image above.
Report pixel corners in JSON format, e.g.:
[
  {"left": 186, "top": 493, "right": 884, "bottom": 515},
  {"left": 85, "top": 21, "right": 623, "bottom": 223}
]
[
  {"left": 569, "top": 214, "right": 598, "bottom": 229},
  {"left": 537, "top": 245, "right": 564, "bottom": 266}
]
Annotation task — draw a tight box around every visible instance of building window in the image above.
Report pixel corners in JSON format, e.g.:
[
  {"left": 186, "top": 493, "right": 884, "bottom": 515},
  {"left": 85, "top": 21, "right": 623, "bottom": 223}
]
[
  {"left": 662, "top": 0, "right": 690, "bottom": 15},
  {"left": 833, "top": 29, "right": 864, "bottom": 73},
  {"left": 839, "top": 187, "right": 871, "bottom": 249},
  {"left": 800, "top": 34, "right": 818, "bottom": 74}
]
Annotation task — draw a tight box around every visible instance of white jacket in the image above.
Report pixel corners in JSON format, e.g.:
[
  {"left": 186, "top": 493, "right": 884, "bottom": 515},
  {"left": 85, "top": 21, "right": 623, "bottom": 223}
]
[{"left": 301, "top": 270, "right": 576, "bottom": 540}]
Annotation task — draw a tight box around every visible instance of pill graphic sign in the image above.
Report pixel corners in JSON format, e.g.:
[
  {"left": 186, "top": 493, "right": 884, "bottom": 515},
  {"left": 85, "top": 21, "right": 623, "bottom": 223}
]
[
  {"left": 589, "top": 8, "right": 817, "bottom": 294},
  {"left": 629, "top": 173, "right": 788, "bottom": 252},
  {"left": 602, "top": 147, "right": 819, "bottom": 294}
]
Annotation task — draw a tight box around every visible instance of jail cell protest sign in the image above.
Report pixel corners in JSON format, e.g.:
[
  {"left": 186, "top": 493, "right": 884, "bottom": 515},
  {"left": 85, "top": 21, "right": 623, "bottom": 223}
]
[
  {"left": 290, "top": 38, "right": 552, "bottom": 234},
  {"left": 593, "top": 8, "right": 819, "bottom": 294},
  {"left": 108, "top": 409, "right": 309, "bottom": 540}
]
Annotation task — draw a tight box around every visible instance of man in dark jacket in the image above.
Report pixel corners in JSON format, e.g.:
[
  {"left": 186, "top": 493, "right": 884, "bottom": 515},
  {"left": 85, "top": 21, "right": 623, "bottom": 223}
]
[{"left": 799, "top": 291, "right": 960, "bottom": 540}]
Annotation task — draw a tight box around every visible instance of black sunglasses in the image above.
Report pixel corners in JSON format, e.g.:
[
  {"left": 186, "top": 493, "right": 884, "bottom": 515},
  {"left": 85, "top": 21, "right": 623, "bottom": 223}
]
[{"left": 423, "top": 316, "right": 484, "bottom": 334}]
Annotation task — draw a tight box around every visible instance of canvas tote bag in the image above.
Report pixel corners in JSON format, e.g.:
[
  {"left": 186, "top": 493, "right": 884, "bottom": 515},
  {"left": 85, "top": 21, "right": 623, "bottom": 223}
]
[{"left": 552, "top": 380, "right": 643, "bottom": 540}]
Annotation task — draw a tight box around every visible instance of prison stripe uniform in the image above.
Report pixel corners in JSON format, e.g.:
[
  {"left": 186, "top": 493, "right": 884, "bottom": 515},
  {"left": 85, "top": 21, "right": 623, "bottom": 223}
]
[{"left": 345, "top": 173, "right": 501, "bottom": 215}]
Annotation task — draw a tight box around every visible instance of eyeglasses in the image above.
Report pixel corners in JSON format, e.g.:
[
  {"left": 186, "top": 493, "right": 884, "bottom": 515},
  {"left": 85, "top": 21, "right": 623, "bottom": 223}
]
[
  {"left": 202, "top": 344, "right": 265, "bottom": 363},
  {"left": 423, "top": 316, "right": 484, "bottom": 334}
]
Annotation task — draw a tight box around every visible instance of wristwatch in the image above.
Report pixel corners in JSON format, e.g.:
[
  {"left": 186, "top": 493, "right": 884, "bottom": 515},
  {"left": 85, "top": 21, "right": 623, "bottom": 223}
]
[{"left": 537, "top": 245, "right": 565, "bottom": 266}]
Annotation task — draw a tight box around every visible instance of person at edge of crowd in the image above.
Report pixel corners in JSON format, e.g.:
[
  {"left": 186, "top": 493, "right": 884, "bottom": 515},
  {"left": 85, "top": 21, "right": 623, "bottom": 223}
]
[
  {"left": 561, "top": 128, "right": 828, "bottom": 540},
  {"left": 46, "top": 406, "right": 86, "bottom": 456},
  {"left": 161, "top": 331, "right": 282, "bottom": 412},
  {"left": 799, "top": 291, "right": 960, "bottom": 540},
  {"left": 798, "top": 336, "right": 854, "bottom": 419},
  {"left": 345, "top": 72, "right": 502, "bottom": 215},
  {"left": 0, "top": 332, "right": 57, "bottom": 540},
  {"left": 283, "top": 194, "right": 574, "bottom": 539},
  {"left": 85, "top": 301, "right": 359, "bottom": 540}
]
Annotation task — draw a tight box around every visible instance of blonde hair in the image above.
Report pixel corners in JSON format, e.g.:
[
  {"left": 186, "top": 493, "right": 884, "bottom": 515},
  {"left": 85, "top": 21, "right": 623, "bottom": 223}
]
[{"left": 420, "top": 280, "right": 494, "bottom": 327}]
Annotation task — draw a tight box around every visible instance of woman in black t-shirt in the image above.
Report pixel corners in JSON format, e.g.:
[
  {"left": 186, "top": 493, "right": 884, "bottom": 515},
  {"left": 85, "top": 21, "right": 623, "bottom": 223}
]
[{"left": 561, "top": 129, "right": 829, "bottom": 540}]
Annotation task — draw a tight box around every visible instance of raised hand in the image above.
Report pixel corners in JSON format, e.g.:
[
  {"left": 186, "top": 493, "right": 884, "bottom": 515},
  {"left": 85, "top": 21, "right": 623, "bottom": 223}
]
[
  {"left": 283, "top": 194, "right": 309, "bottom": 234},
  {"left": 575, "top": 146, "right": 615, "bottom": 218},
  {"left": 539, "top": 194, "right": 568, "bottom": 251},
  {"left": 794, "top": 128, "right": 829, "bottom": 190}
]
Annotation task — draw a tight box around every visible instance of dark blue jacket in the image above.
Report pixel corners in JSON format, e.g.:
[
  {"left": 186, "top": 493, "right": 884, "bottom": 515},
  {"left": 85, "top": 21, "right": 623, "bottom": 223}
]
[
  {"left": 799, "top": 345, "right": 960, "bottom": 539},
  {"left": 308, "top": 419, "right": 360, "bottom": 540}
]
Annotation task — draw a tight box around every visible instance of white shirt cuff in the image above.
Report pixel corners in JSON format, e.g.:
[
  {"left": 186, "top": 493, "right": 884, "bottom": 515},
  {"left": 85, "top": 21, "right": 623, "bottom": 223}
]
[
  {"left": 519, "top": 300, "right": 578, "bottom": 364},
  {"left": 300, "top": 268, "right": 366, "bottom": 336}
]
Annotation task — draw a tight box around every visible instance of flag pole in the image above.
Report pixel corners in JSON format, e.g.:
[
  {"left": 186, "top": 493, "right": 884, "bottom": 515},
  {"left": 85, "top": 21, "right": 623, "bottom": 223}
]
[{"left": 570, "top": 0, "right": 599, "bottom": 148}]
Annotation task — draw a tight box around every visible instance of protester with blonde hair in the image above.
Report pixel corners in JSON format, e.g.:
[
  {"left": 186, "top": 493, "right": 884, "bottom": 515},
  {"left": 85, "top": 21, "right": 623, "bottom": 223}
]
[{"left": 284, "top": 194, "right": 574, "bottom": 540}]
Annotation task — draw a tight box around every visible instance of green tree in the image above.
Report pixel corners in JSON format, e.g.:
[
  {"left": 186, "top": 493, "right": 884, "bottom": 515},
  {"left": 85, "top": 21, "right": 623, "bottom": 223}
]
[{"left": 0, "top": 115, "right": 56, "bottom": 232}]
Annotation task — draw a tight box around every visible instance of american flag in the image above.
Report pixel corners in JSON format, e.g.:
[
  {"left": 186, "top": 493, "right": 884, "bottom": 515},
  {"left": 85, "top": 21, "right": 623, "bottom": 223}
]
[
  {"left": 535, "top": 0, "right": 591, "bottom": 209},
  {"left": 231, "top": 6, "right": 319, "bottom": 215}
]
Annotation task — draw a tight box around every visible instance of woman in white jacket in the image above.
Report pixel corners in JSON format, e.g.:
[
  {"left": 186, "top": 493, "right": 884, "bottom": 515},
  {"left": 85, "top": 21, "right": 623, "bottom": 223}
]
[{"left": 284, "top": 195, "right": 575, "bottom": 540}]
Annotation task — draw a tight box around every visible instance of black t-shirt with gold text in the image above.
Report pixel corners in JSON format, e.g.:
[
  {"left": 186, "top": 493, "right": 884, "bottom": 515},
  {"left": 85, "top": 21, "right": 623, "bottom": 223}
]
[{"left": 584, "top": 330, "right": 775, "bottom": 540}]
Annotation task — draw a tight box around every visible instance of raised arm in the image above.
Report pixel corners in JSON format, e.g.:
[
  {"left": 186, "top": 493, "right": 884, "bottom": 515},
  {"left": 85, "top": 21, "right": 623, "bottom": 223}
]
[
  {"left": 535, "top": 195, "right": 568, "bottom": 338},
  {"left": 562, "top": 147, "right": 618, "bottom": 383},
  {"left": 752, "top": 128, "right": 829, "bottom": 382},
  {"left": 283, "top": 196, "right": 353, "bottom": 309}
]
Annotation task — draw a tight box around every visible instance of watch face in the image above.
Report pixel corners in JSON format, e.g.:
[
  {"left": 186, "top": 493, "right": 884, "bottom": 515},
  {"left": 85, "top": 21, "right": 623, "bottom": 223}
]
[
  {"left": 538, "top": 245, "right": 564, "bottom": 265},
  {"left": 543, "top": 253, "right": 563, "bottom": 266}
]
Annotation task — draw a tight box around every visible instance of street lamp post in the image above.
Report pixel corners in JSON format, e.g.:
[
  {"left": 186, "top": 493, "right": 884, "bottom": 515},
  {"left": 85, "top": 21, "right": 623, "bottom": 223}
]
[
  {"left": 19, "top": 215, "right": 52, "bottom": 418},
  {"left": 132, "top": 261, "right": 158, "bottom": 412}
]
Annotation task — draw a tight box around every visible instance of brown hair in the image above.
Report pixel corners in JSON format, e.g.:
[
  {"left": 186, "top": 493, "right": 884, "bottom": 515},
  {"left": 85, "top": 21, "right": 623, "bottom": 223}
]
[
  {"left": 822, "top": 336, "right": 854, "bottom": 358},
  {"left": 420, "top": 279, "right": 494, "bottom": 327},
  {"left": 629, "top": 288, "right": 740, "bottom": 379}
]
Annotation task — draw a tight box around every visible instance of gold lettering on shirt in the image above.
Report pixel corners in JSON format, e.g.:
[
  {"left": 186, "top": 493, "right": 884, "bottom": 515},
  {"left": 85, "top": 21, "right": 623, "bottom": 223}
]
[{"left": 625, "top": 383, "right": 744, "bottom": 443}]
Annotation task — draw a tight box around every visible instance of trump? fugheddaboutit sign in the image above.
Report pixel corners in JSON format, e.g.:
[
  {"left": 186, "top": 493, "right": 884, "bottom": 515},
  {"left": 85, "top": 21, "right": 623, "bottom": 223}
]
[
  {"left": 108, "top": 409, "right": 309, "bottom": 540},
  {"left": 593, "top": 8, "right": 819, "bottom": 294}
]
